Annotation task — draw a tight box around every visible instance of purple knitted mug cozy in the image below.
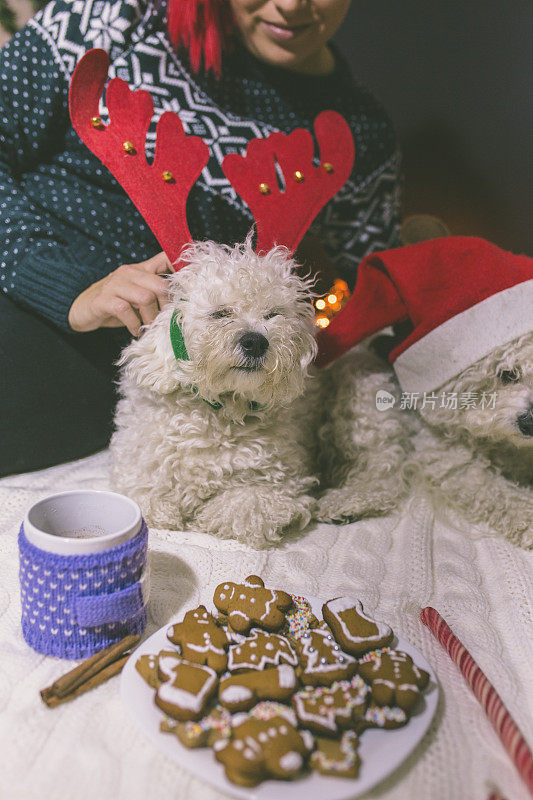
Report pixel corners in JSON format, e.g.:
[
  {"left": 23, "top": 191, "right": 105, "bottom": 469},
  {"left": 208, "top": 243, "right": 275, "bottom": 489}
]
[{"left": 19, "top": 520, "right": 148, "bottom": 659}]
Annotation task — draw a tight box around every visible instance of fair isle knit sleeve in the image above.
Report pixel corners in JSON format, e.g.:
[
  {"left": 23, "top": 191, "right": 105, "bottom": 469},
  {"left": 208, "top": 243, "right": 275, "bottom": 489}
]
[{"left": 0, "top": 0, "right": 147, "bottom": 329}]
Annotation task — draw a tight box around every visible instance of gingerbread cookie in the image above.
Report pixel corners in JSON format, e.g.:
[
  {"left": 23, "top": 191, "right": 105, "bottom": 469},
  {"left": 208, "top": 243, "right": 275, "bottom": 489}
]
[
  {"left": 219, "top": 664, "right": 297, "bottom": 712},
  {"left": 284, "top": 595, "right": 319, "bottom": 640},
  {"left": 310, "top": 731, "right": 360, "bottom": 778},
  {"left": 161, "top": 705, "right": 232, "bottom": 748},
  {"left": 167, "top": 605, "right": 231, "bottom": 673},
  {"left": 292, "top": 675, "right": 368, "bottom": 735},
  {"left": 294, "top": 626, "right": 356, "bottom": 686},
  {"left": 359, "top": 649, "right": 430, "bottom": 712},
  {"left": 228, "top": 628, "right": 298, "bottom": 672},
  {"left": 322, "top": 597, "right": 393, "bottom": 657},
  {"left": 155, "top": 654, "right": 219, "bottom": 721},
  {"left": 135, "top": 650, "right": 176, "bottom": 689},
  {"left": 213, "top": 576, "right": 293, "bottom": 634},
  {"left": 357, "top": 702, "right": 408, "bottom": 731},
  {"left": 214, "top": 714, "right": 312, "bottom": 786}
]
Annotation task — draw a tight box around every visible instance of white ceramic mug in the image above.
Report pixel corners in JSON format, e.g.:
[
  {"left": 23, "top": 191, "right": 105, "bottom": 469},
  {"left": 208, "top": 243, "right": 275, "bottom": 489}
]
[{"left": 23, "top": 490, "right": 142, "bottom": 556}]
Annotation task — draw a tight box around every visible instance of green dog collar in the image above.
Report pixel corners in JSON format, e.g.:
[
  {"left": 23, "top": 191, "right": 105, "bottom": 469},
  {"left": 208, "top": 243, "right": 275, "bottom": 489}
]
[
  {"left": 169, "top": 312, "right": 260, "bottom": 413},
  {"left": 169, "top": 310, "right": 189, "bottom": 362}
]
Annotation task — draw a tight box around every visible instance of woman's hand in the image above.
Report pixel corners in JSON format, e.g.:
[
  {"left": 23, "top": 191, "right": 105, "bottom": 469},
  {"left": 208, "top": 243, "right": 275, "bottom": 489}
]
[{"left": 68, "top": 252, "right": 172, "bottom": 336}]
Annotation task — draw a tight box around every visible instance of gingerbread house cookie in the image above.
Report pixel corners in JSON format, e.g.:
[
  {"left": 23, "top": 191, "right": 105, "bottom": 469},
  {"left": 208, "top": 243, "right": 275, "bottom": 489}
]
[{"left": 155, "top": 654, "right": 219, "bottom": 721}]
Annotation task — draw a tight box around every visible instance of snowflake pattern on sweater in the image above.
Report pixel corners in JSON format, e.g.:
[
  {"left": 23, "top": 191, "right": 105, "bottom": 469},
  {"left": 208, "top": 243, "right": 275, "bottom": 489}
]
[{"left": 0, "top": 0, "right": 401, "bottom": 328}]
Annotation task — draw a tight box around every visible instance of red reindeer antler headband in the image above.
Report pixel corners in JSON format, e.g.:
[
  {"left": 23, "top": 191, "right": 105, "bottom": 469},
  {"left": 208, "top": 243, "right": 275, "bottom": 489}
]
[{"left": 69, "top": 49, "right": 355, "bottom": 267}]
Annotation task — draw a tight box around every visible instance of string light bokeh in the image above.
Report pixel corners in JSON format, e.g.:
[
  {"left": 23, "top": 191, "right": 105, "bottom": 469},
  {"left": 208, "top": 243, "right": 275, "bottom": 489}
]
[{"left": 314, "top": 278, "right": 350, "bottom": 328}]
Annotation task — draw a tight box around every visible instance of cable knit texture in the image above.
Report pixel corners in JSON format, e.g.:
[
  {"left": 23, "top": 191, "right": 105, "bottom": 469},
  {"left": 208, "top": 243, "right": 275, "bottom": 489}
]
[
  {"left": 19, "top": 520, "right": 148, "bottom": 658},
  {"left": 0, "top": 451, "right": 532, "bottom": 799}
]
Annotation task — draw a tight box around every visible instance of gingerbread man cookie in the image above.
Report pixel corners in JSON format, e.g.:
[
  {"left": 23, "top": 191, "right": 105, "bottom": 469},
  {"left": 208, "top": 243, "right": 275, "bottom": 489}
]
[
  {"left": 219, "top": 664, "right": 297, "bottom": 712},
  {"left": 161, "top": 705, "right": 232, "bottom": 748},
  {"left": 167, "top": 605, "right": 231, "bottom": 673},
  {"left": 294, "top": 625, "right": 356, "bottom": 686},
  {"left": 228, "top": 628, "right": 298, "bottom": 672},
  {"left": 358, "top": 649, "right": 430, "bottom": 712},
  {"left": 213, "top": 576, "right": 292, "bottom": 634},
  {"left": 310, "top": 731, "right": 360, "bottom": 778},
  {"left": 322, "top": 597, "right": 393, "bottom": 657},
  {"left": 292, "top": 675, "right": 368, "bottom": 735},
  {"left": 213, "top": 715, "right": 312, "bottom": 786},
  {"left": 155, "top": 654, "right": 219, "bottom": 721}
]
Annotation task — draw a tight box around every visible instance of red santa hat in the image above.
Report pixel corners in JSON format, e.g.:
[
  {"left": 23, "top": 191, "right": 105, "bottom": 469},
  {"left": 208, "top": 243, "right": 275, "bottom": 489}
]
[{"left": 316, "top": 236, "right": 533, "bottom": 394}]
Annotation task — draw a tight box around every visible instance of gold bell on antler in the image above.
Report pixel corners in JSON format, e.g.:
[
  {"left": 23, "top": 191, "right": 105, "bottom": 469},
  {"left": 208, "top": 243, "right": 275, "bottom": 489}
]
[
  {"left": 294, "top": 170, "right": 304, "bottom": 183},
  {"left": 259, "top": 182, "right": 270, "bottom": 195},
  {"left": 162, "top": 170, "right": 174, "bottom": 183},
  {"left": 322, "top": 162, "right": 334, "bottom": 173},
  {"left": 123, "top": 141, "right": 136, "bottom": 154},
  {"left": 91, "top": 116, "right": 104, "bottom": 129}
]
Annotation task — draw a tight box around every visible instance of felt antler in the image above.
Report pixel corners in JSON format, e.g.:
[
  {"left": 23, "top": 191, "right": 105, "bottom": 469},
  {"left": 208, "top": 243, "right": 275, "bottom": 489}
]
[
  {"left": 69, "top": 48, "right": 209, "bottom": 266},
  {"left": 222, "top": 110, "right": 355, "bottom": 254}
]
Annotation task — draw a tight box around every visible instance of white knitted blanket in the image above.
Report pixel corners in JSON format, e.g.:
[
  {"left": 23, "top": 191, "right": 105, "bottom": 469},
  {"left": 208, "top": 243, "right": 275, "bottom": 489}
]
[{"left": 0, "top": 450, "right": 532, "bottom": 800}]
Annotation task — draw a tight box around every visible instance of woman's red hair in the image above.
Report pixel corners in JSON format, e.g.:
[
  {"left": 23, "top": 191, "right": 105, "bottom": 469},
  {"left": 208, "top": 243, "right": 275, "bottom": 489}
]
[{"left": 166, "top": 0, "right": 234, "bottom": 77}]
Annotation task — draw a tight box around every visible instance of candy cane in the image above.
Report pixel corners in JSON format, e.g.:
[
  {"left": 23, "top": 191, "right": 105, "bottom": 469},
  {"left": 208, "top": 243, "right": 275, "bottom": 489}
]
[{"left": 420, "top": 607, "right": 533, "bottom": 796}]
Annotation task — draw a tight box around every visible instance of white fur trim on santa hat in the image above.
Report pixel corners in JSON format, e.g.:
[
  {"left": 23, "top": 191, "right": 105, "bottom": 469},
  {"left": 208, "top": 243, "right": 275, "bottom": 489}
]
[{"left": 394, "top": 278, "right": 533, "bottom": 394}]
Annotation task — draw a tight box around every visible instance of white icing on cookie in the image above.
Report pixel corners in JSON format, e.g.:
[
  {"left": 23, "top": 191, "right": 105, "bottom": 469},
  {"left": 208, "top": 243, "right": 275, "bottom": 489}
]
[
  {"left": 157, "top": 657, "right": 217, "bottom": 714},
  {"left": 228, "top": 628, "right": 298, "bottom": 671},
  {"left": 298, "top": 628, "right": 355, "bottom": 675},
  {"left": 220, "top": 685, "right": 253, "bottom": 703},
  {"left": 277, "top": 664, "right": 296, "bottom": 689},
  {"left": 279, "top": 751, "right": 303, "bottom": 772}
]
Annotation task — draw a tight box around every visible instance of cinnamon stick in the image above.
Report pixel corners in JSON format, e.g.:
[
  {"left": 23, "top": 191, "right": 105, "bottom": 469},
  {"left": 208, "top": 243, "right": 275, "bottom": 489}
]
[
  {"left": 48, "top": 634, "right": 140, "bottom": 699},
  {"left": 41, "top": 654, "right": 130, "bottom": 708}
]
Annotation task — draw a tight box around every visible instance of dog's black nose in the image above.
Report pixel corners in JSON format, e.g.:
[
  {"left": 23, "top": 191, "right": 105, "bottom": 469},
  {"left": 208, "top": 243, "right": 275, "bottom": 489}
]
[
  {"left": 517, "top": 407, "right": 533, "bottom": 436},
  {"left": 239, "top": 332, "right": 269, "bottom": 358}
]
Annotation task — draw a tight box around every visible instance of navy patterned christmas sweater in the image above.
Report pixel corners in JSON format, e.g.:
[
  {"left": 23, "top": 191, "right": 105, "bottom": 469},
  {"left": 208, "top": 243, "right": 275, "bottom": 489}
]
[{"left": 0, "top": 0, "right": 401, "bottom": 330}]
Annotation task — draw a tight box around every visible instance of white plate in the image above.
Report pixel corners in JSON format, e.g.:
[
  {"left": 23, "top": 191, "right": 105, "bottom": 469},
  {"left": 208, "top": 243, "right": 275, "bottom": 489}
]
[{"left": 121, "top": 597, "right": 438, "bottom": 799}]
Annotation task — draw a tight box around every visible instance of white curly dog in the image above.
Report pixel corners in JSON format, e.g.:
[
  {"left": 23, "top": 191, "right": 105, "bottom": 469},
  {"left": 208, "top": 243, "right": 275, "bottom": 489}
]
[
  {"left": 110, "top": 237, "right": 325, "bottom": 547},
  {"left": 316, "top": 333, "right": 533, "bottom": 548},
  {"left": 110, "top": 236, "right": 532, "bottom": 548}
]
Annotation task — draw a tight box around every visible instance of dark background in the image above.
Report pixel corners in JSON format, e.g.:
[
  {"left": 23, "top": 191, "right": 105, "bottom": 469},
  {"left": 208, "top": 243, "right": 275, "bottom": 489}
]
[{"left": 335, "top": 1, "right": 532, "bottom": 254}]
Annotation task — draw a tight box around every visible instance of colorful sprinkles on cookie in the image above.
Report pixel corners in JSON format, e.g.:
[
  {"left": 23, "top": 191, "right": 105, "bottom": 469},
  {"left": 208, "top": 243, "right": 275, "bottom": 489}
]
[
  {"left": 292, "top": 675, "right": 369, "bottom": 734},
  {"left": 311, "top": 730, "right": 360, "bottom": 777},
  {"left": 285, "top": 594, "right": 318, "bottom": 639},
  {"left": 161, "top": 705, "right": 232, "bottom": 748}
]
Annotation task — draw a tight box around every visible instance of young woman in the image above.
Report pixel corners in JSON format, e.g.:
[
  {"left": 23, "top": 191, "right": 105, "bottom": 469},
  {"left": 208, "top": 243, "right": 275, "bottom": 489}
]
[{"left": 0, "top": 0, "right": 400, "bottom": 475}]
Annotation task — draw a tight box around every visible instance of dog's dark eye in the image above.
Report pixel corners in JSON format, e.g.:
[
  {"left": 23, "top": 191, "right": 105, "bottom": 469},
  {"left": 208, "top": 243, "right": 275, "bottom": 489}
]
[
  {"left": 498, "top": 367, "right": 522, "bottom": 384},
  {"left": 264, "top": 311, "right": 280, "bottom": 320},
  {"left": 211, "top": 308, "right": 232, "bottom": 319}
]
